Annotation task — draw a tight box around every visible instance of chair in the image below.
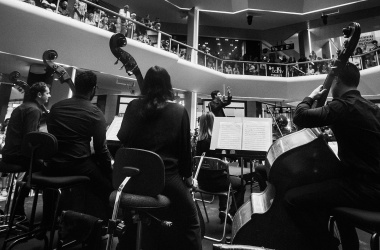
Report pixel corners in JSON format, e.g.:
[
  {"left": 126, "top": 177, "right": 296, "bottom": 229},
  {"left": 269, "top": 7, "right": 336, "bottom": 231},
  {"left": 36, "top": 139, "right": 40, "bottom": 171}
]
[
  {"left": 0, "top": 161, "right": 25, "bottom": 232},
  {"left": 106, "top": 148, "right": 171, "bottom": 250},
  {"left": 2, "top": 132, "right": 90, "bottom": 250},
  {"left": 329, "top": 207, "right": 380, "bottom": 250},
  {"left": 193, "top": 155, "right": 237, "bottom": 242}
]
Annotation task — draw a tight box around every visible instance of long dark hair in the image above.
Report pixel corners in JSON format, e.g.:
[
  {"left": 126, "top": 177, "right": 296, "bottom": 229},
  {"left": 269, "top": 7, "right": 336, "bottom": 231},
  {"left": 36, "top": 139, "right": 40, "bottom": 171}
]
[{"left": 140, "top": 66, "right": 174, "bottom": 119}]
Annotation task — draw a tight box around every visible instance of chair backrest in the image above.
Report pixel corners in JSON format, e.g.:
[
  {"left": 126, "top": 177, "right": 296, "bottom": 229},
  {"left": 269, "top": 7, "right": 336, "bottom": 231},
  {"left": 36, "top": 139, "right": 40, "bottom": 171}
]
[
  {"left": 21, "top": 131, "right": 58, "bottom": 161},
  {"left": 112, "top": 148, "right": 165, "bottom": 197},
  {"left": 193, "top": 156, "right": 229, "bottom": 173}
]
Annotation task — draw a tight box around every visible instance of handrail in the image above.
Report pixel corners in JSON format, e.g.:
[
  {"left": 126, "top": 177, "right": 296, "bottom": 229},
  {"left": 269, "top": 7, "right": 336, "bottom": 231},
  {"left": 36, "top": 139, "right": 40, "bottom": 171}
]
[
  {"left": 21, "top": 0, "right": 380, "bottom": 77},
  {"left": 79, "top": 0, "right": 172, "bottom": 39}
]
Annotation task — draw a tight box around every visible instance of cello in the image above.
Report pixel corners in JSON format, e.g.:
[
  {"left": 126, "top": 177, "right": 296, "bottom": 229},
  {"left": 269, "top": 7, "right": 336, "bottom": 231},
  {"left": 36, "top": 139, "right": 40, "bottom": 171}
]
[{"left": 231, "top": 22, "right": 361, "bottom": 250}]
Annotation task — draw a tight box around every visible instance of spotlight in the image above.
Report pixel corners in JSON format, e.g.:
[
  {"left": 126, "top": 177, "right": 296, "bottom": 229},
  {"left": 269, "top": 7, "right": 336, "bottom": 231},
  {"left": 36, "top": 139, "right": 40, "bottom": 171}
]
[
  {"left": 247, "top": 14, "right": 253, "bottom": 25},
  {"left": 321, "top": 13, "right": 328, "bottom": 25}
]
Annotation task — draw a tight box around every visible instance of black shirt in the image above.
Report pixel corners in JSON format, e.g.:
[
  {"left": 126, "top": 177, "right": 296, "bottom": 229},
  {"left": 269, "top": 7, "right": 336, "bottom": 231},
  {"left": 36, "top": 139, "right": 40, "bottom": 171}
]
[
  {"left": 209, "top": 96, "right": 232, "bottom": 117},
  {"left": 46, "top": 95, "right": 112, "bottom": 170},
  {"left": 117, "top": 99, "right": 192, "bottom": 178},
  {"left": 293, "top": 90, "right": 380, "bottom": 178},
  {"left": 2, "top": 101, "right": 42, "bottom": 160}
]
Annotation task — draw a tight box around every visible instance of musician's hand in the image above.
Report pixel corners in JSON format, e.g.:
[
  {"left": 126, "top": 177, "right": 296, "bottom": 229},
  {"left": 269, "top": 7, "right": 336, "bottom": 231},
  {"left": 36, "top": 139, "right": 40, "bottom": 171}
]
[
  {"left": 192, "top": 179, "right": 198, "bottom": 189},
  {"left": 309, "top": 85, "right": 327, "bottom": 100}
]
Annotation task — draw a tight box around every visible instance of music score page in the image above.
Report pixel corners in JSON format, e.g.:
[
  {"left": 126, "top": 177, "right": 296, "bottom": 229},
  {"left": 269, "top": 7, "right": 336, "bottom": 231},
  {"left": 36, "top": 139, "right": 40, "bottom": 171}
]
[
  {"left": 106, "top": 116, "right": 123, "bottom": 141},
  {"left": 210, "top": 117, "right": 272, "bottom": 152}
]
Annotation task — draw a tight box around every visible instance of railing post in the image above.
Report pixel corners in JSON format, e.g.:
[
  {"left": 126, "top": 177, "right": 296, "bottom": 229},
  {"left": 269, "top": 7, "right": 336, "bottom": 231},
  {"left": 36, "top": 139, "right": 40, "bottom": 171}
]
[
  {"left": 157, "top": 32, "right": 162, "bottom": 50},
  {"left": 242, "top": 63, "right": 245, "bottom": 75}
]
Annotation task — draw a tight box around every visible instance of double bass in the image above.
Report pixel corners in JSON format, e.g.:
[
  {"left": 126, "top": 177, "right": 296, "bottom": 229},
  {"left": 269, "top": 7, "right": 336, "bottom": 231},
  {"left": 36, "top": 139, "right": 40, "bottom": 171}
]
[{"left": 231, "top": 23, "right": 361, "bottom": 250}]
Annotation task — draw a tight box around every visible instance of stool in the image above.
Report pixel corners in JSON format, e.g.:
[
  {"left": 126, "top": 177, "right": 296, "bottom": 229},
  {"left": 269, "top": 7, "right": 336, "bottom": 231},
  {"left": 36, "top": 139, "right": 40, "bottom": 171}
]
[
  {"left": 330, "top": 207, "right": 380, "bottom": 250},
  {"left": 0, "top": 161, "right": 25, "bottom": 232},
  {"left": 106, "top": 148, "right": 171, "bottom": 250},
  {"left": 2, "top": 132, "right": 90, "bottom": 250}
]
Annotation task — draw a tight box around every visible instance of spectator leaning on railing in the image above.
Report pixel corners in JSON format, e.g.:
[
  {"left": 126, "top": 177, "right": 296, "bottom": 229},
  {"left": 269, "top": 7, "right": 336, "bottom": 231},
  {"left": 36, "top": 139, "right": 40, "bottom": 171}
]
[{"left": 58, "top": 0, "right": 69, "bottom": 16}]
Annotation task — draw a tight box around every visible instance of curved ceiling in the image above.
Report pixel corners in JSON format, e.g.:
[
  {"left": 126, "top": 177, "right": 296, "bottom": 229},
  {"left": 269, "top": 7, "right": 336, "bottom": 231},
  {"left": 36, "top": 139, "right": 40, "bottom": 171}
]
[{"left": 104, "top": 0, "right": 380, "bottom": 30}]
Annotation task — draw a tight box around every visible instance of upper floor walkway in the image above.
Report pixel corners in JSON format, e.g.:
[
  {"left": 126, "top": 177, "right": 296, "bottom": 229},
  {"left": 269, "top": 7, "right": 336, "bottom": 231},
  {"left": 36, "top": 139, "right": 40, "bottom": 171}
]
[{"left": 1, "top": 0, "right": 380, "bottom": 104}]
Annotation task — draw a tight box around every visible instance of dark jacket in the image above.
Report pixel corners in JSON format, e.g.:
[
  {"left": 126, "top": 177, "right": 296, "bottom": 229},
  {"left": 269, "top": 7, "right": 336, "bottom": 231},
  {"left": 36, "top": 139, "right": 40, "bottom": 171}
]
[{"left": 209, "top": 95, "right": 232, "bottom": 117}]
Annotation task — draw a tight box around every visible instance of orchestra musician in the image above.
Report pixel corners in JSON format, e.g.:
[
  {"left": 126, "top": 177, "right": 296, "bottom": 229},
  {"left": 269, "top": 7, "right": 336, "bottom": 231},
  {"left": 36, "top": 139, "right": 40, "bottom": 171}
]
[
  {"left": 208, "top": 89, "right": 232, "bottom": 117},
  {"left": 44, "top": 71, "right": 113, "bottom": 227},
  {"left": 116, "top": 66, "right": 202, "bottom": 250},
  {"left": 1, "top": 82, "right": 51, "bottom": 218},
  {"left": 195, "top": 112, "right": 246, "bottom": 224},
  {"left": 286, "top": 62, "right": 380, "bottom": 250}
]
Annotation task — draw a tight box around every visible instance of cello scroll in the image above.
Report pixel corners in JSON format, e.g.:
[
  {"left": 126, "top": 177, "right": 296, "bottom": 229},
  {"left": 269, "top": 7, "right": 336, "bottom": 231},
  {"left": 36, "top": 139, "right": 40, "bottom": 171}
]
[
  {"left": 109, "top": 33, "right": 144, "bottom": 94},
  {"left": 43, "top": 49, "right": 76, "bottom": 94},
  {"left": 314, "top": 22, "right": 361, "bottom": 108}
]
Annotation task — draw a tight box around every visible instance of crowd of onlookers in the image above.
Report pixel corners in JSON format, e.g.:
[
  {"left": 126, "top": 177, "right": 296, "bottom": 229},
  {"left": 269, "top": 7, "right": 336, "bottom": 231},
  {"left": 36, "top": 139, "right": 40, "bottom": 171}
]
[
  {"left": 15, "top": 0, "right": 380, "bottom": 77},
  {"left": 18, "top": 0, "right": 162, "bottom": 47},
  {"left": 201, "top": 42, "right": 380, "bottom": 77}
]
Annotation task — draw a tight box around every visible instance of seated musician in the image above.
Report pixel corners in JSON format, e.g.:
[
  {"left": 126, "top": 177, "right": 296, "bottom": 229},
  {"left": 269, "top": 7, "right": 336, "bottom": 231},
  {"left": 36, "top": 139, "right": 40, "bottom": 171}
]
[
  {"left": 195, "top": 112, "right": 246, "bottom": 223},
  {"left": 44, "top": 71, "right": 113, "bottom": 226},
  {"left": 285, "top": 62, "right": 380, "bottom": 250},
  {"left": 116, "top": 66, "right": 202, "bottom": 250},
  {"left": 2, "top": 82, "right": 51, "bottom": 217}
]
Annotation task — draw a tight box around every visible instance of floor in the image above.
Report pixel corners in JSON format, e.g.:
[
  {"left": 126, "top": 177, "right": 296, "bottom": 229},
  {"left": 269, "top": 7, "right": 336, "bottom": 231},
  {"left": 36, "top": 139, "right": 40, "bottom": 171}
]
[{"left": 0, "top": 178, "right": 373, "bottom": 250}]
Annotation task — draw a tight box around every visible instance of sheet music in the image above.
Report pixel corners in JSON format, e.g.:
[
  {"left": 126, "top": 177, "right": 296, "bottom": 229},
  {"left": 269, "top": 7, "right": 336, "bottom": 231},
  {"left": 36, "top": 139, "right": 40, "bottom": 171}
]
[
  {"left": 210, "top": 117, "right": 272, "bottom": 151},
  {"left": 242, "top": 121, "right": 272, "bottom": 151},
  {"left": 106, "top": 116, "right": 123, "bottom": 141},
  {"left": 217, "top": 122, "right": 242, "bottom": 150}
]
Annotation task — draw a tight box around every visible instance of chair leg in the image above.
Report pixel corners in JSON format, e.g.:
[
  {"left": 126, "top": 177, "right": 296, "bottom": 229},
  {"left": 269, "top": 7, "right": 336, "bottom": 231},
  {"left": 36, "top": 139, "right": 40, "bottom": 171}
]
[
  {"left": 199, "top": 193, "right": 209, "bottom": 223},
  {"left": 47, "top": 188, "right": 63, "bottom": 250},
  {"left": 136, "top": 218, "right": 143, "bottom": 250},
  {"left": 370, "top": 233, "right": 379, "bottom": 250},
  {"left": 204, "top": 188, "right": 232, "bottom": 243},
  {"left": 106, "top": 176, "right": 132, "bottom": 250},
  {"left": 0, "top": 173, "right": 16, "bottom": 230}
]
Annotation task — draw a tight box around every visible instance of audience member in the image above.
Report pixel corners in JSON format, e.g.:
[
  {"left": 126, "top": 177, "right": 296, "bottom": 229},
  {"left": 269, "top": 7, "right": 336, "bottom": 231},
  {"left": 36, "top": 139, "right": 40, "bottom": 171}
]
[
  {"left": 118, "top": 5, "right": 130, "bottom": 36},
  {"left": 58, "top": 0, "right": 69, "bottom": 16},
  {"left": 73, "top": 0, "right": 87, "bottom": 22},
  {"left": 85, "top": 12, "right": 96, "bottom": 26},
  {"left": 99, "top": 16, "right": 109, "bottom": 30}
]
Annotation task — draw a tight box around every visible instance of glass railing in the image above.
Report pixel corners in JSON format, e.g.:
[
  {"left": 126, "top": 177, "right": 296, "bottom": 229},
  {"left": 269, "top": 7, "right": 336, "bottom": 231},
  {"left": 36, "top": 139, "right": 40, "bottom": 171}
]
[{"left": 20, "top": 0, "right": 380, "bottom": 77}]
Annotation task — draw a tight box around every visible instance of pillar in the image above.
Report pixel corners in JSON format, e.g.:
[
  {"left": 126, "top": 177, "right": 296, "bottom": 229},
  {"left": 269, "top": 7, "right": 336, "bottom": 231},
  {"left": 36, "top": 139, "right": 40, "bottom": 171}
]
[
  {"left": 183, "top": 91, "right": 198, "bottom": 131},
  {"left": 298, "top": 29, "right": 311, "bottom": 58},
  {"left": 186, "top": 7, "right": 200, "bottom": 64}
]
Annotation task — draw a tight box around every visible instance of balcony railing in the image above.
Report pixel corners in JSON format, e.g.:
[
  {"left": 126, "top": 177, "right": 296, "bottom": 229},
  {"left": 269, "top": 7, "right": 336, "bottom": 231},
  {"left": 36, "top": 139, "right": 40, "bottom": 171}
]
[{"left": 27, "top": 0, "right": 380, "bottom": 77}]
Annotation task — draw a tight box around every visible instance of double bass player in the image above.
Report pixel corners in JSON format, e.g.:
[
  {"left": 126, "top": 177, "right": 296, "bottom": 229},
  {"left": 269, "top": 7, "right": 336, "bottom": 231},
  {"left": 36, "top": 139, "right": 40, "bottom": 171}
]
[{"left": 286, "top": 62, "right": 380, "bottom": 250}]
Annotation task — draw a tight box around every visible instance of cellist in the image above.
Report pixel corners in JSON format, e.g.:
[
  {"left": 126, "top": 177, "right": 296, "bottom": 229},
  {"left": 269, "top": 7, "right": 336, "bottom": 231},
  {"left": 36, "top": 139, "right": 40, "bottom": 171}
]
[{"left": 285, "top": 62, "right": 380, "bottom": 250}]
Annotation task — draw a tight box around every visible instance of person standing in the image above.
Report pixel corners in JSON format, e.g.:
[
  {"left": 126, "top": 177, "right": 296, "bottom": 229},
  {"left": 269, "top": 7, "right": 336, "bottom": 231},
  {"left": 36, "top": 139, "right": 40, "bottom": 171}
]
[
  {"left": 285, "top": 62, "right": 380, "bottom": 250},
  {"left": 117, "top": 66, "right": 202, "bottom": 250},
  {"left": 2, "top": 82, "right": 51, "bottom": 216},
  {"left": 208, "top": 89, "right": 232, "bottom": 117}
]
